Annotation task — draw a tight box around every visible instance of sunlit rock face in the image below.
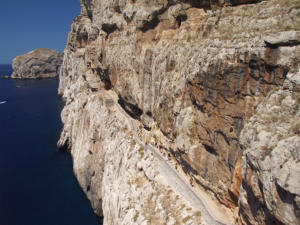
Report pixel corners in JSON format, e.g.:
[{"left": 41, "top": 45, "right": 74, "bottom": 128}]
[
  {"left": 11, "top": 48, "right": 63, "bottom": 79},
  {"left": 58, "top": 0, "right": 300, "bottom": 224}
]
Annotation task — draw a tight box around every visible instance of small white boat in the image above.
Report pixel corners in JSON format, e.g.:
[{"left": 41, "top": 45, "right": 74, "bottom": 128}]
[{"left": 0, "top": 101, "right": 6, "bottom": 104}]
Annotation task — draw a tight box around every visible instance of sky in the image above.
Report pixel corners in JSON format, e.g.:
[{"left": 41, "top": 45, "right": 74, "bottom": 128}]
[{"left": 0, "top": 0, "right": 81, "bottom": 64}]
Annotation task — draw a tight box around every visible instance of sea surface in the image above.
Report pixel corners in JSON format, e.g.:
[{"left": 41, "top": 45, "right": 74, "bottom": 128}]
[{"left": 0, "top": 65, "right": 102, "bottom": 225}]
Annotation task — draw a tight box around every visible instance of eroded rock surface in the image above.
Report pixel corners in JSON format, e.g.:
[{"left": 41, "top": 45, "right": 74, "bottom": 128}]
[
  {"left": 58, "top": 90, "right": 204, "bottom": 224},
  {"left": 58, "top": 0, "right": 300, "bottom": 224},
  {"left": 11, "top": 48, "right": 63, "bottom": 79},
  {"left": 239, "top": 87, "right": 300, "bottom": 225}
]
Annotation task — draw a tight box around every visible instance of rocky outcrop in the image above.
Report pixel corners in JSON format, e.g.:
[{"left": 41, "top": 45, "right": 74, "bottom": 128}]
[
  {"left": 239, "top": 88, "right": 300, "bottom": 225},
  {"left": 58, "top": 0, "right": 300, "bottom": 224},
  {"left": 58, "top": 90, "right": 205, "bottom": 224},
  {"left": 11, "top": 48, "right": 63, "bottom": 79}
]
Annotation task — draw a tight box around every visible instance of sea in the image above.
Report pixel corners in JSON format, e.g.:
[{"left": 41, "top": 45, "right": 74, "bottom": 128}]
[{"left": 0, "top": 64, "right": 102, "bottom": 225}]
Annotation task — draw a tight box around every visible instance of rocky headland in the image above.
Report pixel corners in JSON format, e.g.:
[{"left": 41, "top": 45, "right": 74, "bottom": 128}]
[
  {"left": 8, "top": 48, "right": 63, "bottom": 79},
  {"left": 58, "top": 0, "right": 300, "bottom": 224}
]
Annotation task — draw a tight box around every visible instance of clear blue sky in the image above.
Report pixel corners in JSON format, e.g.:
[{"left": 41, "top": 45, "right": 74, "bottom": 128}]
[{"left": 0, "top": 0, "right": 81, "bottom": 64}]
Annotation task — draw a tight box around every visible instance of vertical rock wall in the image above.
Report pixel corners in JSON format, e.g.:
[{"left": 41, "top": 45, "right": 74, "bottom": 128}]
[{"left": 58, "top": 0, "right": 300, "bottom": 224}]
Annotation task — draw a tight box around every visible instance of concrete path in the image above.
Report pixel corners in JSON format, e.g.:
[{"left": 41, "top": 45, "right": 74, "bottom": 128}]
[{"left": 105, "top": 90, "right": 234, "bottom": 225}]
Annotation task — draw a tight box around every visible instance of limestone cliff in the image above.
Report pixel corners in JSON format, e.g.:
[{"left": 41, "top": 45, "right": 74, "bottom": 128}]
[
  {"left": 11, "top": 48, "right": 63, "bottom": 79},
  {"left": 58, "top": 0, "right": 300, "bottom": 224}
]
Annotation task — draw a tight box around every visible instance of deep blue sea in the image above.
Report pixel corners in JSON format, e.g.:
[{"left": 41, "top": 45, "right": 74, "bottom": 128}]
[{"left": 0, "top": 65, "right": 102, "bottom": 225}]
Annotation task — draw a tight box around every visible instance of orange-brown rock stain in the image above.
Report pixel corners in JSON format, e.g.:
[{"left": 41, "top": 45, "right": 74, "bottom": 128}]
[{"left": 229, "top": 156, "right": 243, "bottom": 207}]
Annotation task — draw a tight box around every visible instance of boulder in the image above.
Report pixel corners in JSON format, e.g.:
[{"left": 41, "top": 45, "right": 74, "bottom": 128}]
[{"left": 11, "top": 48, "right": 63, "bottom": 79}]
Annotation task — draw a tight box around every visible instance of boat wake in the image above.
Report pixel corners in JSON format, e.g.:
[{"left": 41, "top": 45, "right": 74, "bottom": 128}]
[{"left": 0, "top": 101, "right": 7, "bottom": 104}]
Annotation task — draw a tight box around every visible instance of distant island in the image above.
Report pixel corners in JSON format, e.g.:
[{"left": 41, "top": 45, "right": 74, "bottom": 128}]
[{"left": 3, "top": 48, "right": 63, "bottom": 79}]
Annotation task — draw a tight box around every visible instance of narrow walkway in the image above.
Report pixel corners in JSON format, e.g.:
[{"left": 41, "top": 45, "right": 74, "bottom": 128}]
[{"left": 105, "top": 90, "right": 234, "bottom": 225}]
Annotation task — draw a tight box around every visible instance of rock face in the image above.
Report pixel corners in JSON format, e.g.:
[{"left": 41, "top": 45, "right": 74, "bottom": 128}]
[
  {"left": 58, "top": 0, "right": 300, "bottom": 224},
  {"left": 239, "top": 89, "right": 300, "bottom": 225},
  {"left": 11, "top": 48, "right": 63, "bottom": 79}
]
